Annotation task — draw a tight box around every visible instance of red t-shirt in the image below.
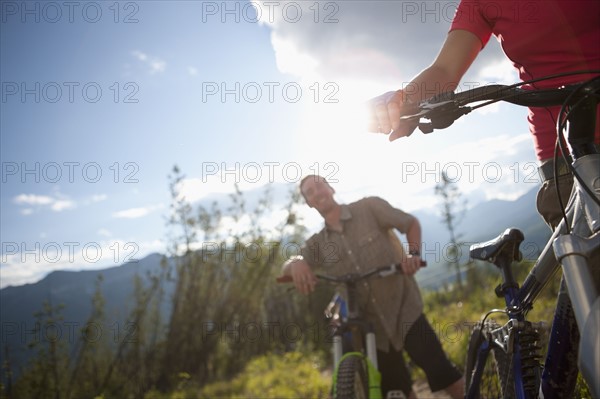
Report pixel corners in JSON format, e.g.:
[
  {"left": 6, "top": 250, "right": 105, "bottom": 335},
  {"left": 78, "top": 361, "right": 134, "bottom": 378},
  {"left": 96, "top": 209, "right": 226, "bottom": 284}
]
[{"left": 450, "top": 0, "right": 600, "bottom": 160}]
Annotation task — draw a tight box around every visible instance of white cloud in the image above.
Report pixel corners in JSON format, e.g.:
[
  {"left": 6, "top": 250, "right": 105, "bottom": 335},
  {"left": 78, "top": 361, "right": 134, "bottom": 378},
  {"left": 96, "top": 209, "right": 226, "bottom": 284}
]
[
  {"left": 13, "top": 193, "right": 76, "bottom": 214},
  {"left": 97, "top": 228, "right": 112, "bottom": 237},
  {"left": 150, "top": 60, "right": 166, "bottom": 74},
  {"left": 187, "top": 66, "right": 198, "bottom": 76},
  {"left": 50, "top": 200, "right": 75, "bottom": 212},
  {"left": 0, "top": 239, "right": 168, "bottom": 288},
  {"left": 442, "top": 133, "right": 532, "bottom": 165},
  {"left": 175, "top": 177, "right": 207, "bottom": 203},
  {"left": 14, "top": 194, "right": 53, "bottom": 206},
  {"left": 113, "top": 207, "right": 148, "bottom": 219},
  {"left": 174, "top": 172, "right": 274, "bottom": 204},
  {"left": 91, "top": 194, "right": 108, "bottom": 202},
  {"left": 270, "top": 32, "right": 319, "bottom": 78},
  {"left": 132, "top": 50, "right": 166, "bottom": 74},
  {"left": 252, "top": 0, "right": 512, "bottom": 96},
  {"left": 253, "top": 1, "right": 459, "bottom": 83},
  {"left": 112, "top": 204, "right": 163, "bottom": 219},
  {"left": 478, "top": 58, "right": 518, "bottom": 85},
  {"left": 132, "top": 50, "right": 148, "bottom": 61}
]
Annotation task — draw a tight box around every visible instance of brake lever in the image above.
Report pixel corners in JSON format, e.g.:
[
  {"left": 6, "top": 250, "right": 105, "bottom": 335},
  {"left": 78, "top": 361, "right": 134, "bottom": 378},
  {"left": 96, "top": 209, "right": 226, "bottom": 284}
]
[{"left": 401, "top": 100, "right": 472, "bottom": 134}]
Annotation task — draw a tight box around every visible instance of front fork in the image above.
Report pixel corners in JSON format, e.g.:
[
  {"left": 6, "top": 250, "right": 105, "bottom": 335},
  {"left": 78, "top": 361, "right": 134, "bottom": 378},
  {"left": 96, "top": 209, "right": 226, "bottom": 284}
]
[
  {"left": 332, "top": 335, "right": 343, "bottom": 368},
  {"left": 332, "top": 331, "right": 378, "bottom": 370},
  {"left": 365, "top": 332, "right": 378, "bottom": 370}
]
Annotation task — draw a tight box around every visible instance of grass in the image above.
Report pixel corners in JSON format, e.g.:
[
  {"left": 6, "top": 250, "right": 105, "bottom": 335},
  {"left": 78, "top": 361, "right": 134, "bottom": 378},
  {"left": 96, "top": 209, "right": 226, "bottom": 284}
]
[{"left": 153, "top": 261, "right": 593, "bottom": 398}]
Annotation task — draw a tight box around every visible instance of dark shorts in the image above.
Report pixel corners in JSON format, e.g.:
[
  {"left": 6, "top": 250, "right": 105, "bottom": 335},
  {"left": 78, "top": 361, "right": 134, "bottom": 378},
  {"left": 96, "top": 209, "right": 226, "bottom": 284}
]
[
  {"left": 536, "top": 172, "right": 574, "bottom": 229},
  {"left": 377, "top": 314, "right": 462, "bottom": 397},
  {"left": 537, "top": 168, "right": 600, "bottom": 290}
]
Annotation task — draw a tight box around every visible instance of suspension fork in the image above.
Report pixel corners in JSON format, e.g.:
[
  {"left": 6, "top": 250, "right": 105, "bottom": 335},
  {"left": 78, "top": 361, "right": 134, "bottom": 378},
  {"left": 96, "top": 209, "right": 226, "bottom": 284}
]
[
  {"left": 335, "top": 281, "right": 379, "bottom": 369},
  {"left": 551, "top": 88, "right": 600, "bottom": 398},
  {"left": 552, "top": 188, "right": 600, "bottom": 398}
]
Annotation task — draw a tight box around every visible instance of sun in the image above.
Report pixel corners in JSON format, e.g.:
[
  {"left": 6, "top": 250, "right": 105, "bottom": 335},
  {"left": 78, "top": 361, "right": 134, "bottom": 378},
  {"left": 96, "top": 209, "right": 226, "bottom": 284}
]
[{"left": 287, "top": 80, "right": 402, "bottom": 197}]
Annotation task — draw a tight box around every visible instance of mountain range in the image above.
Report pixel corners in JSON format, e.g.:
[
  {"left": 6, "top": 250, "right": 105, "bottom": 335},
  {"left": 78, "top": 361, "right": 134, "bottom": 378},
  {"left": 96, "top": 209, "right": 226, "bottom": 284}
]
[{"left": 412, "top": 186, "right": 551, "bottom": 288}]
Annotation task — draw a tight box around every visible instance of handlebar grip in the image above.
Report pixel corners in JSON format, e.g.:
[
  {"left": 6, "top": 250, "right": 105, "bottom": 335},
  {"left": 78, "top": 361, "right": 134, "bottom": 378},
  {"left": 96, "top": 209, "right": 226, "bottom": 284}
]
[
  {"left": 276, "top": 275, "right": 293, "bottom": 283},
  {"left": 276, "top": 260, "right": 427, "bottom": 283}
]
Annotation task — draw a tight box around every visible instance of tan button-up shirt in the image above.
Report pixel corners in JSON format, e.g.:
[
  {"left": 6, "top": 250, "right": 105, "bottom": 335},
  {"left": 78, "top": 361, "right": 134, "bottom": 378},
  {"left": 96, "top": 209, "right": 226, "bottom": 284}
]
[{"left": 301, "top": 196, "right": 424, "bottom": 352}]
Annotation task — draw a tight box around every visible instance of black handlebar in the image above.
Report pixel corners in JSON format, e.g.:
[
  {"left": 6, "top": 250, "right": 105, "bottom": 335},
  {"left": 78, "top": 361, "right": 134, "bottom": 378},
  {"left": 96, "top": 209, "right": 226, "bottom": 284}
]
[
  {"left": 427, "top": 84, "right": 586, "bottom": 107},
  {"left": 401, "top": 79, "right": 600, "bottom": 135},
  {"left": 276, "top": 261, "right": 426, "bottom": 284}
]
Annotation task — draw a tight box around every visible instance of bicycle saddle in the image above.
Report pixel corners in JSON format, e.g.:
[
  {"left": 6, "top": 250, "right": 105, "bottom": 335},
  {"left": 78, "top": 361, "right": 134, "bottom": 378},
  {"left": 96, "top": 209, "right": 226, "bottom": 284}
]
[{"left": 470, "top": 228, "right": 524, "bottom": 263}]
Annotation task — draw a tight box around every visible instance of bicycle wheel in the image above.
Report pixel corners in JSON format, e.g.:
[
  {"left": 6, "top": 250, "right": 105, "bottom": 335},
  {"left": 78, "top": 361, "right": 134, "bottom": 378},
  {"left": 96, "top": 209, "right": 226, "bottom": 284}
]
[
  {"left": 465, "top": 321, "right": 515, "bottom": 399},
  {"left": 334, "top": 354, "right": 369, "bottom": 399}
]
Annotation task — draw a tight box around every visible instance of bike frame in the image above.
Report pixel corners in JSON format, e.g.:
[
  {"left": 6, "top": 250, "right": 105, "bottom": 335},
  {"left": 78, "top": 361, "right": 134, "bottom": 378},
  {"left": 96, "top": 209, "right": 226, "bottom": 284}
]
[
  {"left": 322, "top": 262, "right": 425, "bottom": 398},
  {"left": 326, "top": 261, "right": 425, "bottom": 371},
  {"left": 330, "top": 277, "right": 379, "bottom": 371},
  {"left": 465, "top": 81, "right": 600, "bottom": 399},
  {"left": 279, "top": 260, "right": 425, "bottom": 398}
]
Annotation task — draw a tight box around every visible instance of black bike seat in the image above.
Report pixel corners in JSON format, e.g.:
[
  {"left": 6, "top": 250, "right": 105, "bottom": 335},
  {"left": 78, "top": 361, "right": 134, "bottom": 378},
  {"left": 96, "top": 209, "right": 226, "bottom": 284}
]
[{"left": 470, "top": 228, "right": 524, "bottom": 262}]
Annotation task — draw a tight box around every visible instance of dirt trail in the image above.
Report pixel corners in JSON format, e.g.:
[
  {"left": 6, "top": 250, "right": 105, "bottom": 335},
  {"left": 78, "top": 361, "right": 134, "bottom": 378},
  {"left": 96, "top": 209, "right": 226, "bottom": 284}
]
[{"left": 411, "top": 380, "right": 453, "bottom": 399}]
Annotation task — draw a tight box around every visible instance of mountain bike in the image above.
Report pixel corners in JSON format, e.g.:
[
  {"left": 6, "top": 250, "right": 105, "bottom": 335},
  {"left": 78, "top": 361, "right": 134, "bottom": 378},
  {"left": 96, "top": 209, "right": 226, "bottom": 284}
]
[
  {"left": 399, "top": 73, "right": 600, "bottom": 398},
  {"left": 277, "top": 262, "right": 424, "bottom": 399}
]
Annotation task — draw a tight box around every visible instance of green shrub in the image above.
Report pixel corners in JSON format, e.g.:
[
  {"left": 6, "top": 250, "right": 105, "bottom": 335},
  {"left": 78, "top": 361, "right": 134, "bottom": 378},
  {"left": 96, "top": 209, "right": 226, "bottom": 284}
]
[{"left": 199, "top": 351, "right": 330, "bottom": 398}]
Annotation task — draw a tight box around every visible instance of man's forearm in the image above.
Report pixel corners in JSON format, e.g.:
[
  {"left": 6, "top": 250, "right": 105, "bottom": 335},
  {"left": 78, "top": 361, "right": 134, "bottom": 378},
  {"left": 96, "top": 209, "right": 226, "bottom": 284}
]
[
  {"left": 406, "top": 218, "right": 422, "bottom": 254},
  {"left": 282, "top": 255, "right": 304, "bottom": 276}
]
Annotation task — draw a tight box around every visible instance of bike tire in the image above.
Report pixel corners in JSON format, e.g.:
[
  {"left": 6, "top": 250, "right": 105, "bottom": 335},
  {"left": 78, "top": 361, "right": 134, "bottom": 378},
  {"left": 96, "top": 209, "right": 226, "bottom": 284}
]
[
  {"left": 334, "top": 354, "right": 369, "bottom": 399},
  {"left": 465, "top": 321, "right": 516, "bottom": 399}
]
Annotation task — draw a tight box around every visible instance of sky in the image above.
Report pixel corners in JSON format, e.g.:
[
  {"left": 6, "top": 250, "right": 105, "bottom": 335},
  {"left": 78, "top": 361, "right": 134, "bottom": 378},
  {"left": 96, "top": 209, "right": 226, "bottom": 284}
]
[{"left": 0, "top": 0, "right": 544, "bottom": 288}]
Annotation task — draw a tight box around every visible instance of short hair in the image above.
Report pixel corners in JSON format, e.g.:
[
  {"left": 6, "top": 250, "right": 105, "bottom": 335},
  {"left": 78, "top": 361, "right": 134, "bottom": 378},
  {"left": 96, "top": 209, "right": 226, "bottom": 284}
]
[{"left": 299, "top": 174, "right": 332, "bottom": 199}]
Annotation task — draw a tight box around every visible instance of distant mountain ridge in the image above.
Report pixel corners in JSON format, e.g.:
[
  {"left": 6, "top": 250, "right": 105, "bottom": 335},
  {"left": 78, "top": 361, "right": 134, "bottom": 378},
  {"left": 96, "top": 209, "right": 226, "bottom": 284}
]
[
  {"left": 412, "top": 187, "right": 550, "bottom": 288},
  {"left": 1, "top": 253, "right": 166, "bottom": 314},
  {"left": 1, "top": 253, "right": 170, "bottom": 377}
]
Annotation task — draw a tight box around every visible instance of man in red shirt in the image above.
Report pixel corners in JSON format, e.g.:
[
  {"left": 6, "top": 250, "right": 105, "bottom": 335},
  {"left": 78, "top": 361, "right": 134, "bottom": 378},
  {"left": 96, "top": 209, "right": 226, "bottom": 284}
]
[
  {"left": 368, "top": 1, "right": 599, "bottom": 397},
  {"left": 369, "top": 0, "right": 599, "bottom": 227},
  {"left": 451, "top": 0, "right": 599, "bottom": 162}
]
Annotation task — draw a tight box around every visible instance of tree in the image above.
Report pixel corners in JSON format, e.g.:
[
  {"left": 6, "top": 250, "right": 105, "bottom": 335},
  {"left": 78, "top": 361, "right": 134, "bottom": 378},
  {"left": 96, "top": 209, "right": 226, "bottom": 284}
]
[
  {"left": 11, "top": 300, "right": 70, "bottom": 399},
  {"left": 156, "top": 165, "right": 323, "bottom": 391},
  {"left": 435, "top": 171, "right": 467, "bottom": 290},
  {"left": 8, "top": 165, "right": 331, "bottom": 397},
  {"left": 66, "top": 274, "right": 111, "bottom": 399}
]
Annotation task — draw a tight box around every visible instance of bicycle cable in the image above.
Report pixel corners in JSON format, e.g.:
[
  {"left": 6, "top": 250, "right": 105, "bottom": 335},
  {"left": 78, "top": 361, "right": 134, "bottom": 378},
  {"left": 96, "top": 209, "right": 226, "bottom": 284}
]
[
  {"left": 481, "top": 309, "right": 508, "bottom": 326},
  {"left": 459, "top": 69, "right": 600, "bottom": 110},
  {"left": 553, "top": 76, "right": 600, "bottom": 231},
  {"left": 553, "top": 142, "right": 571, "bottom": 233},
  {"left": 416, "top": 69, "right": 600, "bottom": 110},
  {"left": 413, "top": 71, "right": 600, "bottom": 231},
  {"left": 454, "top": 73, "right": 600, "bottom": 234}
]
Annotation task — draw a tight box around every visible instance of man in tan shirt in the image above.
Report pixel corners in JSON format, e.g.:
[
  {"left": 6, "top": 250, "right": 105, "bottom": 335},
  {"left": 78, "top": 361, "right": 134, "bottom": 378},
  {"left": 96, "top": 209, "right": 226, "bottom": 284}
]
[{"left": 282, "top": 175, "right": 463, "bottom": 399}]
